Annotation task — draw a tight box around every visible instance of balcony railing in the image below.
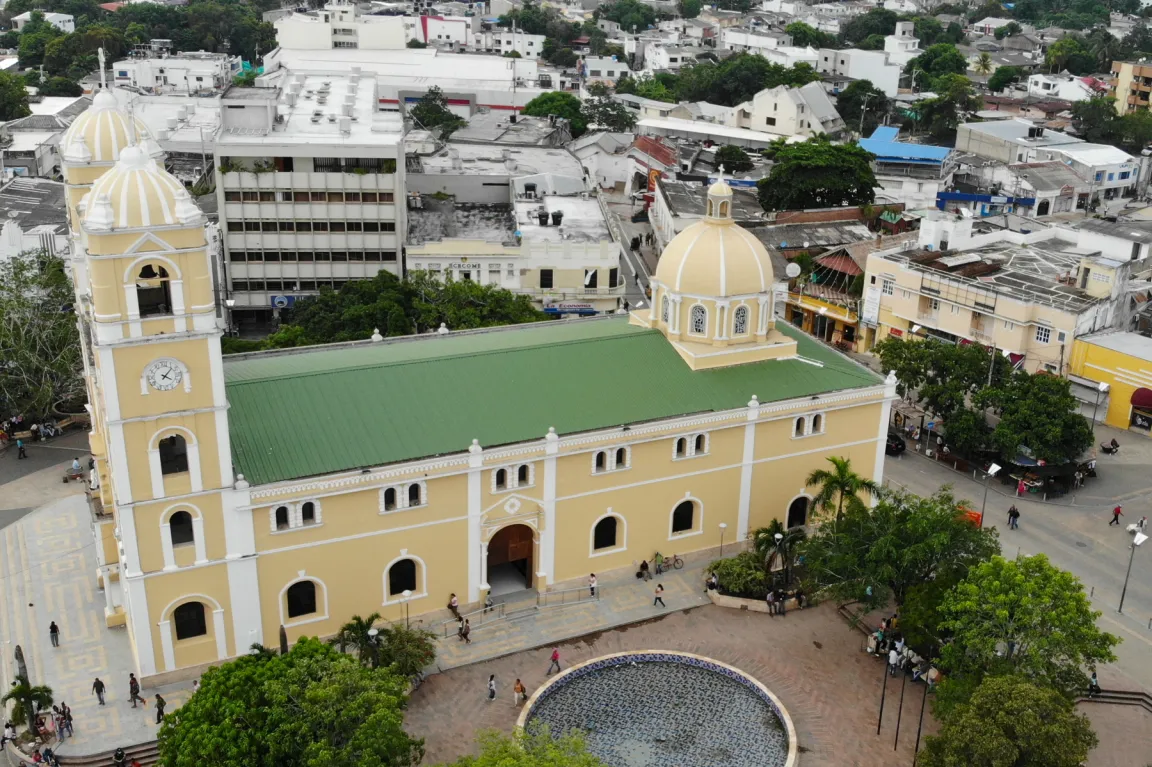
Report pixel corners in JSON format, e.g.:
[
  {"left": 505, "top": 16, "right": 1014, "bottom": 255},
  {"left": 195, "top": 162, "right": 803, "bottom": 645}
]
[{"left": 917, "top": 310, "right": 938, "bottom": 321}]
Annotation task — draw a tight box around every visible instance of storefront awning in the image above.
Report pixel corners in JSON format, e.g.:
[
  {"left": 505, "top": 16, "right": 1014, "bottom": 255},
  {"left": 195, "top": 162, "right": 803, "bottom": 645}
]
[{"left": 1132, "top": 387, "right": 1152, "bottom": 409}]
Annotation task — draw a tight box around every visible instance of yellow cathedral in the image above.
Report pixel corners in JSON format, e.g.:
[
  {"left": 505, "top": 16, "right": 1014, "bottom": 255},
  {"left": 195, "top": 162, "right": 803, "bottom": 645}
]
[{"left": 62, "top": 94, "right": 896, "bottom": 683}]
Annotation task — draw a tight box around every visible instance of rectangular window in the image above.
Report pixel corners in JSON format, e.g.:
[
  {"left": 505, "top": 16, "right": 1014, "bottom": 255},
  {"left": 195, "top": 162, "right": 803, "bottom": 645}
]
[
  {"left": 232, "top": 280, "right": 249, "bottom": 291},
  {"left": 345, "top": 192, "right": 361, "bottom": 202},
  {"left": 346, "top": 221, "right": 363, "bottom": 231},
  {"left": 227, "top": 221, "right": 244, "bottom": 232},
  {"left": 247, "top": 279, "right": 265, "bottom": 290},
  {"left": 381, "top": 192, "right": 395, "bottom": 203},
  {"left": 314, "top": 251, "right": 331, "bottom": 261},
  {"left": 928, "top": 298, "right": 940, "bottom": 310},
  {"left": 1096, "top": 172, "right": 1104, "bottom": 182},
  {"left": 610, "top": 267, "right": 619, "bottom": 287},
  {"left": 230, "top": 251, "right": 247, "bottom": 262},
  {"left": 1035, "top": 326, "right": 1051, "bottom": 344},
  {"left": 1057, "top": 330, "right": 1067, "bottom": 343},
  {"left": 381, "top": 222, "right": 396, "bottom": 232},
  {"left": 296, "top": 221, "right": 312, "bottom": 232},
  {"left": 264, "top": 252, "right": 281, "bottom": 262},
  {"left": 242, "top": 191, "right": 259, "bottom": 201},
  {"left": 362, "top": 221, "right": 380, "bottom": 232},
  {"left": 331, "top": 252, "right": 348, "bottom": 261},
  {"left": 381, "top": 251, "right": 397, "bottom": 262},
  {"left": 260, "top": 221, "right": 277, "bottom": 232},
  {"left": 1003, "top": 320, "right": 1015, "bottom": 331},
  {"left": 245, "top": 252, "right": 263, "bottom": 262},
  {"left": 259, "top": 191, "right": 275, "bottom": 202},
  {"left": 244, "top": 221, "right": 261, "bottom": 231},
  {"left": 281, "top": 251, "right": 297, "bottom": 262},
  {"left": 585, "top": 269, "right": 598, "bottom": 289},
  {"left": 278, "top": 221, "right": 295, "bottom": 231},
  {"left": 329, "top": 221, "right": 347, "bottom": 232},
  {"left": 950, "top": 304, "right": 960, "bottom": 314},
  {"left": 311, "top": 192, "right": 326, "bottom": 202},
  {"left": 294, "top": 191, "right": 310, "bottom": 203},
  {"left": 298, "top": 280, "right": 316, "bottom": 290},
  {"left": 1120, "top": 171, "right": 1131, "bottom": 180},
  {"left": 348, "top": 251, "right": 365, "bottom": 261},
  {"left": 881, "top": 279, "right": 894, "bottom": 295},
  {"left": 265, "top": 280, "right": 284, "bottom": 291},
  {"left": 224, "top": 191, "right": 241, "bottom": 202},
  {"left": 297, "top": 251, "right": 314, "bottom": 262},
  {"left": 313, "top": 221, "right": 329, "bottom": 232},
  {"left": 766, "top": 117, "right": 777, "bottom": 126},
  {"left": 327, "top": 192, "right": 344, "bottom": 202},
  {"left": 362, "top": 192, "right": 378, "bottom": 203},
  {"left": 540, "top": 269, "right": 554, "bottom": 289}
]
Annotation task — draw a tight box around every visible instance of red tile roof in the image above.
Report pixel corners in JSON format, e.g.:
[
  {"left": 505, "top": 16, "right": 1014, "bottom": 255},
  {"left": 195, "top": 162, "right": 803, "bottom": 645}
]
[{"left": 630, "top": 135, "right": 678, "bottom": 169}]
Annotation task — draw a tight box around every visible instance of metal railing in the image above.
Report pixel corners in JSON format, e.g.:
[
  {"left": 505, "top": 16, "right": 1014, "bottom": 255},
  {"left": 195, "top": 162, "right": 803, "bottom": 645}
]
[
  {"left": 537, "top": 586, "right": 601, "bottom": 609},
  {"left": 437, "top": 602, "right": 506, "bottom": 638}
]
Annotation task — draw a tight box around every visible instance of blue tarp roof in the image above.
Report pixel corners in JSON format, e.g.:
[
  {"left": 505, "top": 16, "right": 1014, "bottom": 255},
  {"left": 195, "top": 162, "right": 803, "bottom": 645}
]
[{"left": 858, "top": 127, "right": 952, "bottom": 166}]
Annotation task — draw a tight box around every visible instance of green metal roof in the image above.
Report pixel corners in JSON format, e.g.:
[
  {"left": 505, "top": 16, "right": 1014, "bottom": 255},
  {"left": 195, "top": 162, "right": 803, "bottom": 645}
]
[{"left": 223, "top": 318, "right": 882, "bottom": 486}]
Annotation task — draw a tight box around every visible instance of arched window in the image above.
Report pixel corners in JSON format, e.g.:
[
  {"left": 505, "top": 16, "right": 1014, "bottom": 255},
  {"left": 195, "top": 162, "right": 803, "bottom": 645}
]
[
  {"left": 594, "top": 451, "right": 606, "bottom": 472},
  {"left": 615, "top": 447, "right": 627, "bottom": 467},
  {"left": 301, "top": 501, "right": 316, "bottom": 525},
  {"left": 690, "top": 305, "right": 707, "bottom": 335},
  {"left": 388, "top": 559, "right": 417, "bottom": 596},
  {"left": 694, "top": 434, "right": 706, "bottom": 453},
  {"left": 661, "top": 294, "right": 670, "bottom": 322},
  {"left": 275, "top": 506, "right": 290, "bottom": 530},
  {"left": 719, "top": 201, "right": 730, "bottom": 218},
  {"left": 675, "top": 437, "right": 687, "bottom": 457},
  {"left": 812, "top": 414, "right": 823, "bottom": 433},
  {"left": 517, "top": 465, "right": 529, "bottom": 485},
  {"left": 173, "top": 602, "right": 207, "bottom": 640},
  {"left": 136, "top": 264, "right": 172, "bottom": 317},
  {"left": 787, "top": 496, "right": 810, "bottom": 528},
  {"left": 733, "top": 305, "right": 749, "bottom": 335},
  {"left": 286, "top": 581, "right": 317, "bottom": 618},
  {"left": 407, "top": 483, "right": 422, "bottom": 506},
  {"left": 707, "top": 199, "right": 715, "bottom": 217},
  {"left": 593, "top": 516, "right": 618, "bottom": 550},
  {"left": 794, "top": 417, "right": 806, "bottom": 437},
  {"left": 672, "top": 500, "right": 695, "bottom": 534},
  {"left": 169, "top": 510, "right": 194, "bottom": 546},
  {"left": 383, "top": 488, "right": 397, "bottom": 511},
  {"left": 495, "top": 468, "right": 507, "bottom": 490},
  {"left": 158, "top": 434, "right": 188, "bottom": 475}
]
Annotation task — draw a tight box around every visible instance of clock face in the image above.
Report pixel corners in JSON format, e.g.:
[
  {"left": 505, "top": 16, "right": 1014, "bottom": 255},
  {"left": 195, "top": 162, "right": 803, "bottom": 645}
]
[{"left": 146, "top": 359, "right": 183, "bottom": 392}]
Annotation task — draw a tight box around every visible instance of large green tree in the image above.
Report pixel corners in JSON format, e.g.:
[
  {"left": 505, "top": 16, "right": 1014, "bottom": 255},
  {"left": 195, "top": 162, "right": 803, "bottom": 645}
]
[
  {"left": 799, "top": 487, "right": 999, "bottom": 612},
  {"left": 714, "top": 145, "right": 754, "bottom": 173},
  {"left": 784, "top": 21, "right": 836, "bottom": 48},
  {"left": 842, "top": 8, "right": 898, "bottom": 44},
  {"left": 835, "top": 79, "right": 889, "bottom": 136},
  {"left": 916, "top": 74, "right": 982, "bottom": 139},
  {"left": 0, "top": 251, "right": 84, "bottom": 419},
  {"left": 581, "top": 95, "right": 637, "bottom": 132},
  {"left": 875, "top": 337, "right": 1010, "bottom": 422},
  {"left": 981, "top": 371, "right": 1094, "bottom": 464},
  {"left": 159, "top": 638, "right": 424, "bottom": 767},
  {"left": 0, "top": 71, "right": 31, "bottom": 121},
  {"left": 987, "top": 65, "right": 1022, "bottom": 92},
  {"left": 756, "top": 137, "right": 877, "bottom": 211},
  {"left": 938, "top": 554, "right": 1119, "bottom": 699},
  {"left": 904, "top": 43, "right": 968, "bottom": 89},
  {"left": 1071, "top": 95, "right": 1120, "bottom": 143},
  {"left": 444, "top": 727, "right": 608, "bottom": 767},
  {"left": 522, "top": 90, "right": 587, "bottom": 136},
  {"left": 595, "top": 0, "right": 657, "bottom": 32},
  {"left": 804, "top": 456, "right": 878, "bottom": 524},
  {"left": 919, "top": 676, "right": 1098, "bottom": 767},
  {"left": 410, "top": 86, "right": 466, "bottom": 138}
]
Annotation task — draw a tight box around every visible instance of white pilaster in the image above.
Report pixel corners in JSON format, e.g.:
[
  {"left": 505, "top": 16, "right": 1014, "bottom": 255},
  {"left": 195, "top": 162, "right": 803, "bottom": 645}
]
[
  {"left": 647, "top": 286, "right": 658, "bottom": 321},
  {"left": 148, "top": 448, "right": 164, "bottom": 499},
  {"left": 192, "top": 515, "right": 207, "bottom": 564},
  {"left": 169, "top": 279, "right": 186, "bottom": 332},
  {"left": 119, "top": 505, "right": 143, "bottom": 577},
  {"left": 540, "top": 427, "right": 559, "bottom": 586},
  {"left": 226, "top": 556, "right": 263, "bottom": 653},
  {"left": 737, "top": 396, "right": 759, "bottom": 540},
  {"left": 158, "top": 619, "right": 175, "bottom": 671},
  {"left": 107, "top": 423, "right": 133, "bottom": 504},
  {"left": 873, "top": 373, "right": 898, "bottom": 497},
  {"left": 467, "top": 440, "right": 483, "bottom": 603},
  {"left": 160, "top": 522, "right": 176, "bottom": 571},
  {"left": 212, "top": 608, "right": 228, "bottom": 659},
  {"left": 125, "top": 576, "right": 157, "bottom": 676},
  {"left": 187, "top": 442, "right": 203, "bottom": 493}
]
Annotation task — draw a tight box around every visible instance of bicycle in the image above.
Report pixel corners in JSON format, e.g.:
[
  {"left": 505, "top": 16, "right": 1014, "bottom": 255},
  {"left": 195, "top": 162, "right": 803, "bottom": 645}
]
[{"left": 653, "top": 552, "right": 684, "bottom": 573}]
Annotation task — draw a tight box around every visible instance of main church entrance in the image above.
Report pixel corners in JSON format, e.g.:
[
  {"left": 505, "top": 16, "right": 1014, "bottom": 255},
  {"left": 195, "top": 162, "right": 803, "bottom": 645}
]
[{"left": 487, "top": 524, "right": 535, "bottom": 596}]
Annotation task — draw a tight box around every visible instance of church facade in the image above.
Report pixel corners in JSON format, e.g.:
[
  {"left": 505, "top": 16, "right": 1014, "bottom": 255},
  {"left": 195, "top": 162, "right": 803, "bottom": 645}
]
[{"left": 63, "top": 94, "right": 895, "bottom": 683}]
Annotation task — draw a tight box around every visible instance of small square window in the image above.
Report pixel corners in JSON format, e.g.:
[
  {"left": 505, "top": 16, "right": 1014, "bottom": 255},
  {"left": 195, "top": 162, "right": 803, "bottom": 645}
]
[{"left": 1035, "top": 326, "right": 1051, "bottom": 344}]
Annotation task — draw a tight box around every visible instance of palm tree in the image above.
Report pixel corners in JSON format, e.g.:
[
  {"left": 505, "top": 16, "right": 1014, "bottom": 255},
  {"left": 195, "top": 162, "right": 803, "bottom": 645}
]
[
  {"left": 975, "top": 52, "right": 993, "bottom": 76},
  {"left": 805, "top": 456, "right": 879, "bottom": 524},
  {"left": 751, "top": 520, "right": 807, "bottom": 586},
  {"left": 2, "top": 674, "right": 53, "bottom": 732},
  {"left": 329, "top": 613, "right": 382, "bottom": 668}
]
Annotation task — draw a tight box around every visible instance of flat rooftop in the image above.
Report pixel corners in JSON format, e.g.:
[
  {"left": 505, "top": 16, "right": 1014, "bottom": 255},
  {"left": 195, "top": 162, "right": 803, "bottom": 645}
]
[
  {"left": 452, "top": 111, "right": 566, "bottom": 145},
  {"left": 750, "top": 222, "right": 876, "bottom": 251},
  {"left": 28, "top": 96, "right": 90, "bottom": 117},
  {"left": 407, "top": 199, "right": 516, "bottom": 245},
  {"left": 222, "top": 317, "right": 882, "bottom": 485},
  {"left": 514, "top": 196, "right": 609, "bottom": 244},
  {"left": 270, "top": 47, "right": 536, "bottom": 91},
  {"left": 1079, "top": 330, "right": 1152, "bottom": 360},
  {"left": 415, "top": 144, "right": 582, "bottom": 177},
  {"left": 110, "top": 91, "right": 221, "bottom": 152},
  {"left": 660, "top": 180, "right": 767, "bottom": 224},
  {"left": 1076, "top": 218, "right": 1152, "bottom": 245},
  {"left": 960, "top": 119, "right": 1083, "bottom": 147},
  {"left": 0, "top": 177, "right": 68, "bottom": 231},
  {"left": 1011, "top": 161, "right": 1084, "bottom": 191}
]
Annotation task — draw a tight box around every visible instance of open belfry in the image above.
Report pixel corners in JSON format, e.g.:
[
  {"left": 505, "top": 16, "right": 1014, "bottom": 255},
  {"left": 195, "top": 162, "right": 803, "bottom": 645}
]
[{"left": 63, "top": 87, "right": 893, "bottom": 681}]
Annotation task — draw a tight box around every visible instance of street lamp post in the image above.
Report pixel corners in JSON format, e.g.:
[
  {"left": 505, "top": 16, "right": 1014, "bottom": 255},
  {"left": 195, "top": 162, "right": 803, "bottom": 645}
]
[
  {"left": 1091, "top": 381, "right": 1110, "bottom": 431},
  {"left": 401, "top": 589, "right": 412, "bottom": 628},
  {"left": 980, "top": 463, "right": 1001, "bottom": 528},
  {"left": 719, "top": 522, "right": 728, "bottom": 558},
  {"left": 774, "top": 531, "right": 785, "bottom": 586},
  {"left": 367, "top": 627, "right": 379, "bottom": 668},
  {"left": 1118, "top": 532, "right": 1147, "bottom": 614}
]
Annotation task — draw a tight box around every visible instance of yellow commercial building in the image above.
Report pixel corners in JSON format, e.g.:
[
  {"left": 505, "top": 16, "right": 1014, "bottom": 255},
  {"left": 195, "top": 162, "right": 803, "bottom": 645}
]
[
  {"left": 64, "top": 94, "right": 895, "bottom": 682},
  {"left": 1069, "top": 332, "right": 1152, "bottom": 434}
]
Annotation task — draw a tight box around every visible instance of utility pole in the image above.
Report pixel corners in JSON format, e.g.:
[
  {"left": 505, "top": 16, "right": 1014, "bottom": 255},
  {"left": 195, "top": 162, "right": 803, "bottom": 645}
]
[{"left": 860, "top": 93, "right": 872, "bottom": 140}]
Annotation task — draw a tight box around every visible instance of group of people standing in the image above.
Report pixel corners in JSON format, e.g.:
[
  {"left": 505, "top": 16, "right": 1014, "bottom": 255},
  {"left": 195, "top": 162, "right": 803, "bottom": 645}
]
[
  {"left": 868, "top": 615, "right": 938, "bottom": 688},
  {"left": 1, "top": 416, "right": 67, "bottom": 459}
]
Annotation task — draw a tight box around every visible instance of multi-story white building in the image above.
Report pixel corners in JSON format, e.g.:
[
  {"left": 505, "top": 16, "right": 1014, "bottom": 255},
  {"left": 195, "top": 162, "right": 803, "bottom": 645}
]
[
  {"left": 471, "top": 28, "right": 547, "bottom": 58},
  {"left": 729, "top": 82, "right": 844, "bottom": 139},
  {"left": 1027, "top": 73, "right": 1097, "bottom": 102},
  {"left": 12, "top": 11, "right": 73, "bottom": 32},
  {"left": 1034, "top": 143, "right": 1140, "bottom": 202},
  {"left": 955, "top": 120, "right": 1084, "bottom": 164},
  {"left": 760, "top": 45, "right": 820, "bottom": 68},
  {"left": 112, "top": 50, "right": 242, "bottom": 94},
  {"left": 274, "top": 0, "right": 407, "bottom": 50},
  {"left": 720, "top": 27, "right": 792, "bottom": 55},
  {"left": 580, "top": 56, "right": 632, "bottom": 85},
  {"left": 816, "top": 48, "right": 902, "bottom": 97},
  {"left": 213, "top": 74, "right": 405, "bottom": 329},
  {"left": 883, "top": 21, "right": 923, "bottom": 68},
  {"left": 644, "top": 44, "right": 699, "bottom": 72}
]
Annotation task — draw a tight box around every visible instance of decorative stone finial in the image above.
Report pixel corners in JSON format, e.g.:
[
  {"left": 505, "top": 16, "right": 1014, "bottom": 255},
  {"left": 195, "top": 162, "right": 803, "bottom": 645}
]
[
  {"left": 469, "top": 439, "right": 482, "bottom": 454},
  {"left": 371, "top": 328, "right": 383, "bottom": 342},
  {"left": 437, "top": 322, "right": 449, "bottom": 335},
  {"left": 747, "top": 395, "right": 759, "bottom": 408},
  {"left": 234, "top": 474, "right": 249, "bottom": 489},
  {"left": 545, "top": 426, "right": 558, "bottom": 442},
  {"left": 885, "top": 370, "right": 898, "bottom": 386}
]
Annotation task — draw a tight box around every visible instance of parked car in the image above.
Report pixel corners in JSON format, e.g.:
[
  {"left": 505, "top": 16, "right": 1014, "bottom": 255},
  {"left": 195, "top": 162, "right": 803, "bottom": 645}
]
[{"left": 885, "top": 433, "right": 906, "bottom": 456}]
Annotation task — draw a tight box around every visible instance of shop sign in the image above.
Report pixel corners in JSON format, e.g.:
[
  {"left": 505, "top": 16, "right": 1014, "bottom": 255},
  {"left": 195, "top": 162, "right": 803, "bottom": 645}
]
[{"left": 889, "top": 328, "right": 904, "bottom": 337}]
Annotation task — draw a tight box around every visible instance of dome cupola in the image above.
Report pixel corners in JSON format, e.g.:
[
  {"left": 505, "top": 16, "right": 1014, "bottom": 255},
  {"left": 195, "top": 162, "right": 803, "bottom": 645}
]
[
  {"left": 82, "top": 145, "right": 203, "bottom": 232},
  {"left": 60, "top": 90, "right": 161, "bottom": 166}
]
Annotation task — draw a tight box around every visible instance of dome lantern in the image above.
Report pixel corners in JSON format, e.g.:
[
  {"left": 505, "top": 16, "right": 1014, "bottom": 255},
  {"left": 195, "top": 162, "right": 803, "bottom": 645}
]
[{"left": 705, "top": 165, "right": 735, "bottom": 222}]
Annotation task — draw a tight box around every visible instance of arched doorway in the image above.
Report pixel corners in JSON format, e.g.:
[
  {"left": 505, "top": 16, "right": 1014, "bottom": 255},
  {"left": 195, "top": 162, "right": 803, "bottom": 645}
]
[
  {"left": 487, "top": 524, "right": 535, "bottom": 596},
  {"left": 786, "top": 496, "right": 809, "bottom": 529},
  {"left": 1037, "top": 199, "right": 1050, "bottom": 216}
]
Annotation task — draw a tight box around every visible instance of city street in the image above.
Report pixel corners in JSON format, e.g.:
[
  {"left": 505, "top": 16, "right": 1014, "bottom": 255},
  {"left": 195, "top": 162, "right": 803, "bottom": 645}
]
[
  {"left": 884, "top": 449, "right": 1152, "bottom": 694},
  {"left": 599, "top": 191, "right": 654, "bottom": 312}
]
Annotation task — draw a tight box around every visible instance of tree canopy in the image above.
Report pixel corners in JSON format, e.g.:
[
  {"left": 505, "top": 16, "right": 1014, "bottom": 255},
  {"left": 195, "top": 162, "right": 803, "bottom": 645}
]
[
  {"left": 835, "top": 79, "right": 890, "bottom": 136},
  {"left": 410, "top": 86, "right": 466, "bottom": 138},
  {"left": 904, "top": 44, "right": 968, "bottom": 90},
  {"left": 581, "top": 95, "right": 637, "bottom": 132},
  {"left": 874, "top": 337, "right": 1011, "bottom": 422},
  {"left": 937, "top": 554, "right": 1119, "bottom": 699},
  {"left": 915, "top": 74, "right": 981, "bottom": 140},
  {"left": 714, "top": 145, "right": 754, "bottom": 173},
  {"left": 443, "top": 727, "right": 608, "bottom": 767},
  {"left": 919, "top": 676, "right": 1098, "bottom": 767},
  {"left": 982, "top": 370, "right": 1095, "bottom": 464},
  {"left": 784, "top": 21, "right": 837, "bottom": 48},
  {"left": 0, "top": 251, "right": 84, "bottom": 420},
  {"left": 987, "top": 65, "right": 1022, "bottom": 93},
  {"left": 0, "top": 71, "right": 31, "bottom": 121},
  {"left": 595, "top": 0, "right": 658, "bottom": 33},
  {"left": 158, "top": 638, "right": 424, "bottom": 767},
  {"left": 756, "top": 137, "right": 877, "bottom": 211},
  {"left": 523, "top": 91, "right": 588, "bottom": 137}
]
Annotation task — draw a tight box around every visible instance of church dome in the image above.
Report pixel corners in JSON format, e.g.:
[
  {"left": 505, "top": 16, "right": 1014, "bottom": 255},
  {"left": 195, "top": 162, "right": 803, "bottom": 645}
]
[
  {"left": 655, "top": 180, "right": 774, "bottom": 298},
  {"left": 81, "top": 145, "right": 203, "bottom": 231},
  {"left": 60, "top": 91, "right": 160, "bottom": 165}
]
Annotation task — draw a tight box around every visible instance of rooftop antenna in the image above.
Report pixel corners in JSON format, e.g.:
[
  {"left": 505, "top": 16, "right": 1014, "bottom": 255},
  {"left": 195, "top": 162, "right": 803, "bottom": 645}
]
[{"left": 98, "top": 47, "right": 107, "bottom": 90}]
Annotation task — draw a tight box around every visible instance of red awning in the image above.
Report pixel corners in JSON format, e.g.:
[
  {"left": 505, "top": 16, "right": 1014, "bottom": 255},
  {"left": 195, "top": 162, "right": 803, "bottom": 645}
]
[{"left": 1132, "top": 387, "right": 1152, "bottom": 409}]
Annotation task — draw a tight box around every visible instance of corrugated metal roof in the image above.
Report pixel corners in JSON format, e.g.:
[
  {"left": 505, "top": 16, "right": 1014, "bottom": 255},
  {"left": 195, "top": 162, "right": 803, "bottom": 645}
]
[
  {"left": 859, "top": 127, "right": 952, "bottom": 164},
  {"left": 224, "top": 318, "right": 881, "bottom": 486}
]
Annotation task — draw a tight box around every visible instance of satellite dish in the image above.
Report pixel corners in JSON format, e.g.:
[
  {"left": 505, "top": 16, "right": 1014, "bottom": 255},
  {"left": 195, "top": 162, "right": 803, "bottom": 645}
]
[{"left": 785, "top": 263, "right": 801, "bottom": 278}]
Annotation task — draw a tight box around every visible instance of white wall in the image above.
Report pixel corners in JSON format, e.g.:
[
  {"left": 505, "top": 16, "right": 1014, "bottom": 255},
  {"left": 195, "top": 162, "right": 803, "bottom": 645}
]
[{"left": 818, "top": 48, "right": 901, "bottom": 96}]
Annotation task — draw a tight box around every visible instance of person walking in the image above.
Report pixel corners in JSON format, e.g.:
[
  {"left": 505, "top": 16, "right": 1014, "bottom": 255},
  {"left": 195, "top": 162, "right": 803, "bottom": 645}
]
[
  {"left": 447, "top": 593, "right": 461, "bottom": 621},
  {"left": 154, "top": 694, "right": 165, "bottom": 724},
  {"left": 127, "top": 673, "right": 145, "bottom": 708},
  {"left": 588, "top": 573, "right": 597, "bottom": 598},
  {"left": 766, "top": 590, "right": 776, "bottom": 615},
  {"left": 486, "top": 675, "right": 496, "bottom": 702},
  {"left": 92, "top": 677, "right": 106, "bottom": 705},
  {"left": 653, "top": 583, "right": 666, "bottom": 608},
  {"left": 777, "top": 590, "right": 787, "bottom": 617},
  {"left": 48, "top": 621, "right": 60, "bottom": 647},
  {"left": 1138, "top": 515, "right": 1148, "bottom": 530},
  {"left": 888, "top": 647, "right": 899, "bottom": 676},
  {"left": 547, "top": 647, "right": 561, "bottom": 675},
  {"left": 459, "top": 619, "right": 471, "bottom": 644},
  {"left": 16, "top": 438, "right": 26, "bottom": 459},
  {"left": 1088, "top": 671, "right": 1101, "bottom": 697},
  {"left": 513, "top": 678, "right": 527, "bottom": 705},
  {"left": 1110, "top": 505, "right": 1124, "bottom": 526},
  {"left": 60, "top": 703, "right": 72, "bottom": 737}
]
